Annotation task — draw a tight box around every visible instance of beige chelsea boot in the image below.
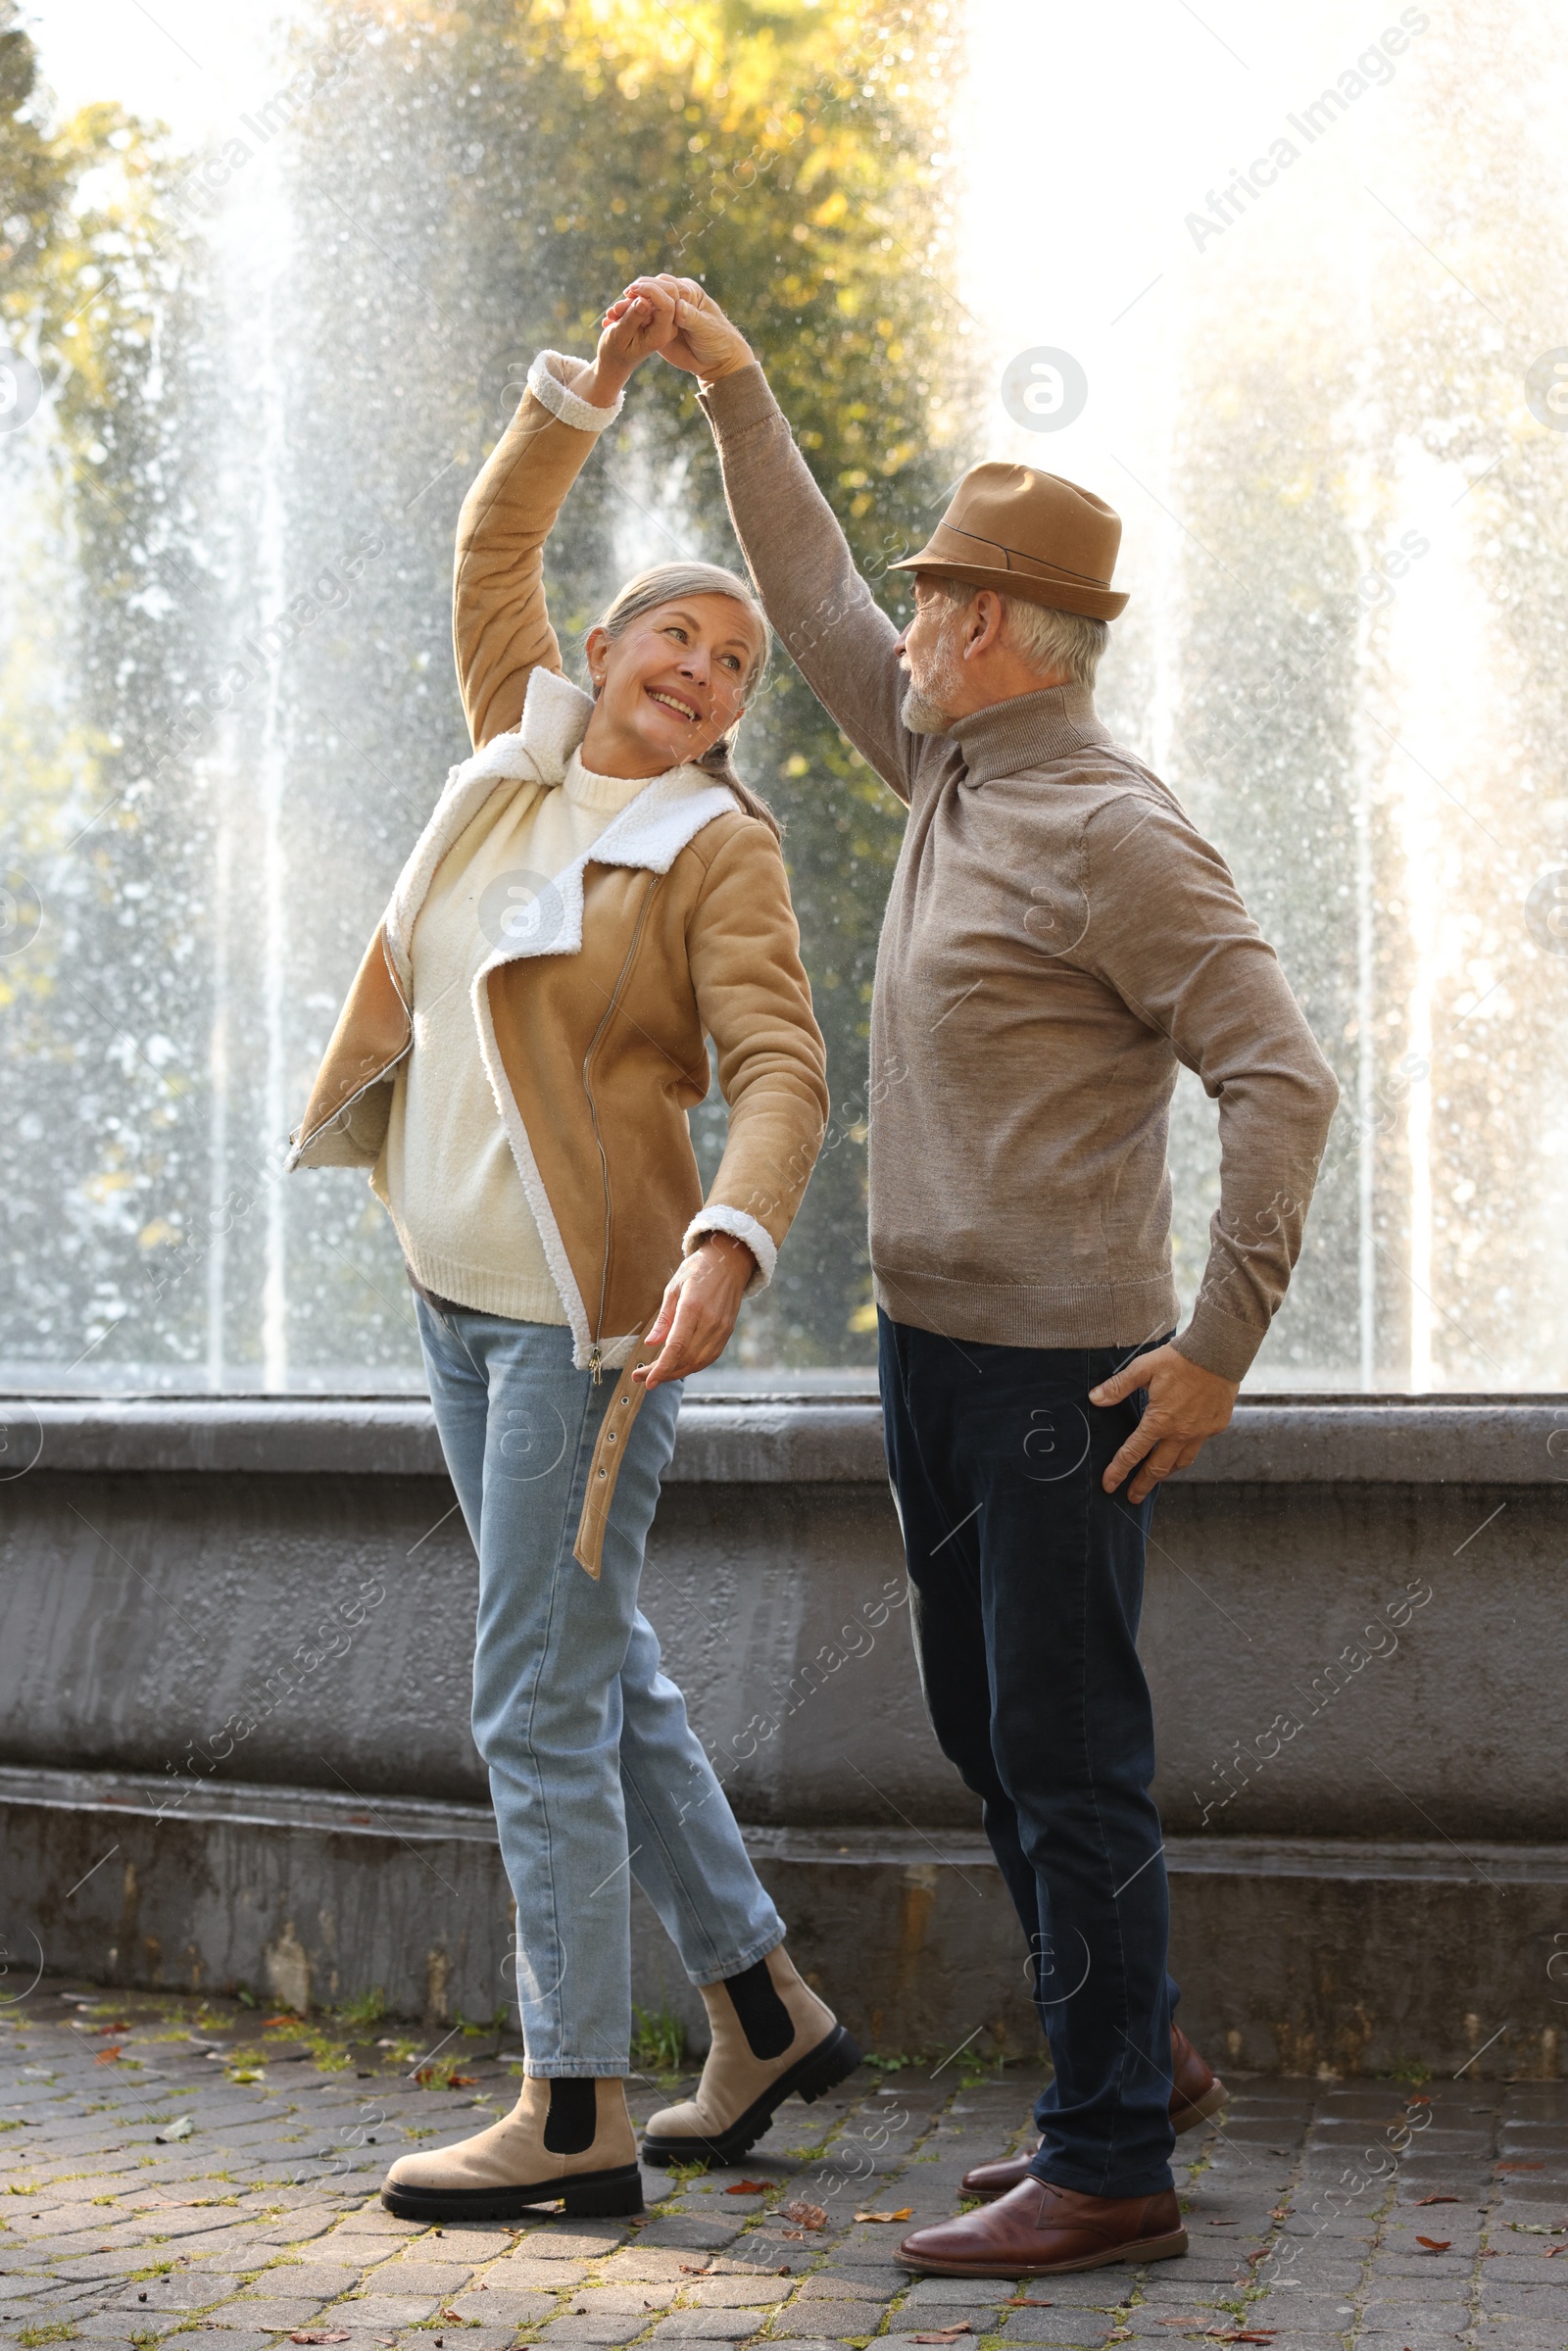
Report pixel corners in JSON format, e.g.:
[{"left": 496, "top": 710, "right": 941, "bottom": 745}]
[
  {"left": 381, "top": 2075, "right": 641, "bottom": 2221},
  {"left": 641, "top": 1944, "right": 860, "bottom": 2168}
]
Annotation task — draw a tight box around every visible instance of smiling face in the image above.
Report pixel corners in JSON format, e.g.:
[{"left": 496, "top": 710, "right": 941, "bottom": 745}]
[{"left": 581, "top": 594, "right": 764, "bottom": 779}]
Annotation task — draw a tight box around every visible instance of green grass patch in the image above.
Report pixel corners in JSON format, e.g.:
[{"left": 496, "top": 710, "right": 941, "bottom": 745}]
[
  {"left": 630, "top": 2004, "right": 687, "bottom": 2080},
  {"left": 18, "top": 2325, "right": 77, "bottom": 2346},
  {"left": 335, "top": 1987, "right": 388, "bottom": 2030}
]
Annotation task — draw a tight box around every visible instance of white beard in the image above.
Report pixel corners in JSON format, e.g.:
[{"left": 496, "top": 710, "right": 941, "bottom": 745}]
[{"left": 899, "top": 622, "right": 964, "bottom": 736}]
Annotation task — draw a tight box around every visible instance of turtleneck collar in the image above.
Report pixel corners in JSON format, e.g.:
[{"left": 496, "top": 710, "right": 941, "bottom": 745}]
[
  {"left": 948, "top": 681, "right": 1111, "bottom": 788},
  {"left": 564, "top": 746, "right": 686, "bottom": 814}
]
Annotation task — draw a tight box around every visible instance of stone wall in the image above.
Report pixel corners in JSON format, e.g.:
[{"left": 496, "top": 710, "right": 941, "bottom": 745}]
[{"left": 1, "top": 1396, "right": 1564, "bottom": 2078}]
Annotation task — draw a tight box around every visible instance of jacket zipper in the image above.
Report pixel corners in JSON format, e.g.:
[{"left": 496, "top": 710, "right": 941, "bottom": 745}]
[{"left": 581, "top": 875, "right": 659, "bottom": 1382}]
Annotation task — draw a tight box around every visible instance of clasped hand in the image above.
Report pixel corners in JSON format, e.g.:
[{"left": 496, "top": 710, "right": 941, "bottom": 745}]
[{"left": 578, "top": 274, "right": 752, "bottom": 409}]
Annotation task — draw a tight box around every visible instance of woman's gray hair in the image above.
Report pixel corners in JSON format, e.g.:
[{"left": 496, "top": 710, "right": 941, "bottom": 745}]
[{"left": 594, "top": 562, "right": 780, "bottom": 836}]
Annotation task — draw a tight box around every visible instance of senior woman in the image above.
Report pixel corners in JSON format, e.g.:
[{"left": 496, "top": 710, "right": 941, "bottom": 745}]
[{"left": 288, "top": 294, "right": 855, "bottom": 2220}]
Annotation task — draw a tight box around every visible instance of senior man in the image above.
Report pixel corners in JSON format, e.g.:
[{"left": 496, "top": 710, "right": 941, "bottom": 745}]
[{"left": 612, "top": 275, "right": 1340, "bottom": 2278}]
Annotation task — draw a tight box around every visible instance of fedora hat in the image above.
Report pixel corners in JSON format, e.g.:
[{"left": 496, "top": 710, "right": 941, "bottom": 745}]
[{"left": 890, "top": 462, "right": 1128, "bottom": 619}]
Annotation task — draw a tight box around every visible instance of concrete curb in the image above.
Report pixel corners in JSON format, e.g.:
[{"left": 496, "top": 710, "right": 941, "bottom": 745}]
[
  {"left": 4, "top": 1763, "right": 1564, "bottom": 2079},
  {"left": 7, "top": 1393, "right": 1568, "bottom": 1482}
]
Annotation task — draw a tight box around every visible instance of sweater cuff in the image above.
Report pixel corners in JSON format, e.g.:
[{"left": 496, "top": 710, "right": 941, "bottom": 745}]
[
  {"left": 696, "top": 361, "right": 781, "bottom": 441},
  {"left": 683, "top": 1205, "right": 776, "bottom": 1295},
  {"left": 1172, "top": 1298, "right": 1263, "bottom": 1385},
  {"left": 526, "top": 350, "right": 624, "bottom": 435}
]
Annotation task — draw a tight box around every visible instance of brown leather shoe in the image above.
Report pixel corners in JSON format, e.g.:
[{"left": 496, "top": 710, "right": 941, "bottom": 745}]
[
  {"left": 959, "top": 2023, "right": 1226, "bottom": 2199},
  {"left": 899, "top": 2175, "right": 1187, "bottom": 2276}
]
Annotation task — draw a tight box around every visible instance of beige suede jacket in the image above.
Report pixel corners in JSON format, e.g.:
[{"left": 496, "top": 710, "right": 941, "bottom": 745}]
[{"left": 289, "top": 359, "right": 829, "bottom": 1555}]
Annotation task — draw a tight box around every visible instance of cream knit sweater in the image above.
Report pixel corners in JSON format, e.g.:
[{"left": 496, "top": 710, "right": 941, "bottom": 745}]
[{"left": 372, "top": 749, "right": 678, "bottom": 1320}]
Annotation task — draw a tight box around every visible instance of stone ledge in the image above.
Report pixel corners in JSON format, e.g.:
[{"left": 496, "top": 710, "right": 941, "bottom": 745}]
[
  {"left": 6, "top": 1394, "right": 1568, "bottom": 1483},
  {"left": 3, "top": 1763, "right": 1565, "bottom": 2076},
  {"left": 6, "top": 1762, "right": 1566, "bottom": 1885}
]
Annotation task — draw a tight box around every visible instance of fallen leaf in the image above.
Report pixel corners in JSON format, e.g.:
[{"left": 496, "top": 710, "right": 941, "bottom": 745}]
[
  {"left": 1243, "top": 2247, "right": 1270, "bottom": 2262},
  {"left": 1415, "top": 2236, "right": 1452, "bottom": 2252},
  {"left": 1268, "top": 2205, "right": 1289, "bottom": 2220},
  {"left": 1406, "top": 2093, "right": 1432, "bottom": 2104},
  {"left": 1204, "top": 2217, "right": 1238, "bottom": 2226},
  {"left": 1546, "top": 2244, "right": 1568, "bottom": 2257},
  {"left": 781, "top": 2200, "right": 826, "bottom": 2230},
  {"left": 440, "top": 2310, "right": 464, "bottom": 2322},
  {"left": 1004, "top": 2299, "right": 1054, "bottom": 2307},
  {"left": 909, "top": 2328, "right": 971, "bottom": 2343},
  {"left": 1415, "top": 2194, "right": 1459, "bottom": 2205},
  {"left": 288, "top": 2333, "right": 350, "bottom": 2344},
  {"left": 95, "top": 2021, "right": 130, "bottom": 2034},
  {"left": 778, "top": 2228, "right": 808, "bottom": 2240},
  {"left": 95, "top": 2046, "right": 125, "bottom": 2064},
  {"left": 154, "top": 2118, "right": 194, "bottom": 2143},
  {"left": 1497, "top": 2160, "right": 1544, "bottom": 2172},
  {"left": 725, "top": 2180, "right": 771, "bottom": 2195},
  {"left": 853, "top": 2208, "right": 912, "bottom": 2223},
  {"left": 262, "top": 2015, "right": 298, "bottom": 2027},
  {"left": 678, "top": 2264, "right": 704, "bottom": 2274}
]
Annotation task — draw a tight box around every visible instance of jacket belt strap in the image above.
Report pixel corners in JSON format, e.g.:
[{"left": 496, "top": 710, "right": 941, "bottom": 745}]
[{"left": 572, "top": 1336, "right": 662, "bottom": 1580}]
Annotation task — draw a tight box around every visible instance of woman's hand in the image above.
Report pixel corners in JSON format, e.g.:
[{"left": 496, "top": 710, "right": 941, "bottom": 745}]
[
  {"left": 635, "top": 1232, "right": 755, "bottom": 1390},
  {"left": 564, "top": 292, "right": 674, "bottom": 412},
  {"left": 604, "top": 275, "right": 753, "bottom": 386}
]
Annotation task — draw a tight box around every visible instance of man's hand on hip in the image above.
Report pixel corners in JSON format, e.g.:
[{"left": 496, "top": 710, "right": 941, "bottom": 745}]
[{"left": 1090, "top": 1344, "right": 1240, "bottom": 1503}]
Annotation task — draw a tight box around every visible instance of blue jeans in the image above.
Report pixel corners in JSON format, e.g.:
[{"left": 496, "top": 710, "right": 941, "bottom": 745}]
[
  {"left": 416, "top": 1299, "right": 784, "bottom": 2076},
  {"left": 878, "top": 1311, "right": 1177, "bottom": 2199}
]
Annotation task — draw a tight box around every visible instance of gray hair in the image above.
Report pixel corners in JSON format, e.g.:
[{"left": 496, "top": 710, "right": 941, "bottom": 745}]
[
  {"left": 937, "top": 576, "right": 1108, "bottom": 688},
  {"left": 594, "top": 562, "right": 778, "bottom": 834}
]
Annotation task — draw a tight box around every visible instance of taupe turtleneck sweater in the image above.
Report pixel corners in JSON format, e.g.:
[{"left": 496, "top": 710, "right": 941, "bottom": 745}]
[{"left": 700, "top": 365, "right": 1340, "bottom": 1380}]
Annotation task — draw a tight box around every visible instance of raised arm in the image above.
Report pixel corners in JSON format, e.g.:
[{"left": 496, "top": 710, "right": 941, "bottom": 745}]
[
  {"left": 453, "top": 362, "right": 603, "bottom": 749},
  {"left": 455, "top": 299, "right": 673, "bottom": 748},
  {"left": 611, "top": 275, "right": 916, "bottom": 802}
]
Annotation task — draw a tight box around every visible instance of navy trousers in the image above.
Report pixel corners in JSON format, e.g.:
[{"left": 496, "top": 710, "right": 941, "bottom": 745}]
[{"left": 878, "top": 1310, "right": 1178, "bottom": 2199}]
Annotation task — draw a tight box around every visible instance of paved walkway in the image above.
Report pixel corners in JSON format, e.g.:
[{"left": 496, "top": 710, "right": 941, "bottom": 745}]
[{"left": 2, "top": 1984, "right": 1565, "bottom": 2351}]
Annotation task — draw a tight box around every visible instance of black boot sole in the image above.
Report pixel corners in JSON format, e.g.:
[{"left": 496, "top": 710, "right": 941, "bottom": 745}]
[
  {"left": 380, "top": 2159, "right": 644, "bottom": 2222},
  {"left": 640, "top": 2022, "right": 862, "bottom": 2169}
]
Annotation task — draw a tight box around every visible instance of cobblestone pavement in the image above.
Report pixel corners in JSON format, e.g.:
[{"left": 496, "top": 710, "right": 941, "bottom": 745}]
[{"left": 3, "top": 1984, "right": 1565, "bottom": 2351}]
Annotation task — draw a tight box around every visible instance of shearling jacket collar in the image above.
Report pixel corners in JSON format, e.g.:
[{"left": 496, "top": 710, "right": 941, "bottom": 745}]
[{"left": 383, "top": 664, "right": 736, "bottom": 992}]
